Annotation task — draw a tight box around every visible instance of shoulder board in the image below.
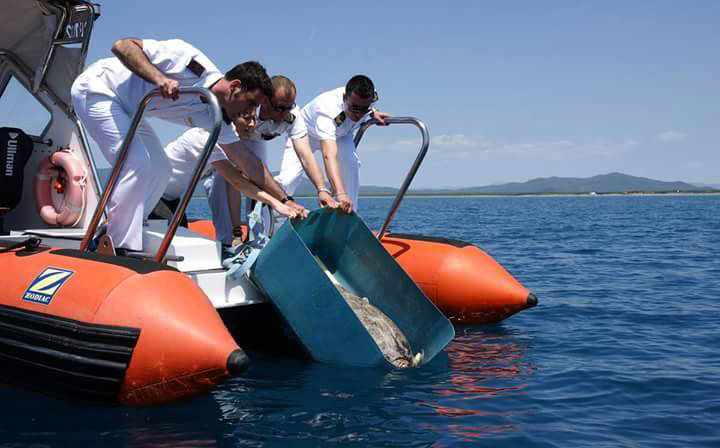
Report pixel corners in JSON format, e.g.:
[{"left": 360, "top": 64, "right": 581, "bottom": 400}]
[
  {"left": 334, "top": 111, "right": 346, "bottom": 127},
  {"left": 284, "top": 113, "right": 295, "bottom": 124}
]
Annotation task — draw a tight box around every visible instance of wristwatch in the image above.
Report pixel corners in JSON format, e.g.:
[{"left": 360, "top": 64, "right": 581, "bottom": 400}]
[
  {"left": 317, "top": 187, "right": 332, "bottom": 195},
  {"left": 281, "top": 195, "right": 295, "bottom": 204}
]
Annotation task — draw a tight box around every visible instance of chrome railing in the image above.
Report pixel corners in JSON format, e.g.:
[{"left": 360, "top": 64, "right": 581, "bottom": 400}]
[
  {"left": 79, "top": 87, "right": 222, "bottom": 263},
  {"left": 353, "top": 117, "right": 430, "bottom": 240}
]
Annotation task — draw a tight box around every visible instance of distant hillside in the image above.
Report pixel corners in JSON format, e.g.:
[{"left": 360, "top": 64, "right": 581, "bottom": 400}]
[
  {"left": 98, "top": 169, "right": 717, "bottom": 197},
  {"left": 450, "top": 172, "right": 710, "bottom": 194}
]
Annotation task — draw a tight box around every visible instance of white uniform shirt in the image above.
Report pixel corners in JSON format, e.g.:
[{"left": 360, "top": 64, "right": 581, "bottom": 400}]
[
  {"left": 248, "top": 105, "right": 307, "bottom": 142},
  {"left": 164, "top": 127, "right": 229, "bottom": 199},
  {"left": 301, "top": 87, "right": 371, "bottom": 141},
  {"left": 80, "top": 39, "right": 238, "bottom": 144}
]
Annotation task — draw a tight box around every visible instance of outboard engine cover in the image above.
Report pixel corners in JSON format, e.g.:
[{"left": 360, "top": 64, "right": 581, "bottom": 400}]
[{"left": 0, "top": 127, "right": 33, "bottom": 212}]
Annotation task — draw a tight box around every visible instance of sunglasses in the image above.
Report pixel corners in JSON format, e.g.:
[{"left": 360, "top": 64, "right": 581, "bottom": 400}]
[
  {"left": 347, "top": 91, "right": 379, "bottom": 115},
  {"left": 268, "top": 98, "right": 295, "bottom": 113}
]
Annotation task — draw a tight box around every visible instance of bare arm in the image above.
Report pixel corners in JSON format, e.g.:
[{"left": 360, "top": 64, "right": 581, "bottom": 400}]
[
  {"left": 320, "top": 138, "right": 352, "bottom": 213},
  {"left": 212, "top": 160, "right": 299, "bottom": 219},
  {"left": 220, "top": 141, "right": 288, "bottom": 200},
  {"left": 111, "top": 38, "right": 179, "bottom": 99},
  {"left": 292, "top": 136, "right": 338, "bottom": 208}
]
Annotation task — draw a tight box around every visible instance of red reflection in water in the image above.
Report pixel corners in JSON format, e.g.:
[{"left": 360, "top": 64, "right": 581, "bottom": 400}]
[{"left": 419, "top": 331, "right": 534, "bottom": 440}]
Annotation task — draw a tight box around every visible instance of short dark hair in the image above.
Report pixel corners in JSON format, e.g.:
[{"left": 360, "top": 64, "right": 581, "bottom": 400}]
[
  {"left": 345, "top": 75, "right": 375, "bottom": 99},
  {"left": 225, "top": 61, "right": 273, "bottom": 98}
]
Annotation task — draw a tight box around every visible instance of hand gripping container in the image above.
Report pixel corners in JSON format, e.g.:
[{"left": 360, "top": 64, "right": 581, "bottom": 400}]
[{"left": 251, "top": 209, "right": 454, "bottom": 367}]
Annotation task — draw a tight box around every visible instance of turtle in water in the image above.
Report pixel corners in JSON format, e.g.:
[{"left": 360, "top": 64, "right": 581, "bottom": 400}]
[{"left": 314, "top": 257, "right": 424, "bottom": 368}]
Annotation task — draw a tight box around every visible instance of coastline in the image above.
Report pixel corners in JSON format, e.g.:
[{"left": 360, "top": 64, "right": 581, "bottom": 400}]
[{"left": 292, "top": 191, "right": 720, "bottom": 199}]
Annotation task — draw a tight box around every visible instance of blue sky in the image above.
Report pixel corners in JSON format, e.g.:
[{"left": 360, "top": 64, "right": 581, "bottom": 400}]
[{"left": 53, "top": 1, "right": 720, "bottom": 187}]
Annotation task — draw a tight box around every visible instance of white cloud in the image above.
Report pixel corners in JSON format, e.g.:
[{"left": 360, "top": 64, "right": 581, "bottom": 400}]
[
  {"left": 376, "top": 133, "right": 641, "bottom": 160},
  {"left": 396, "top": 134, "right": 478, "bottom": 148},
  {"left": 657, "top": 131, "right": 688, "bottom": 141}
]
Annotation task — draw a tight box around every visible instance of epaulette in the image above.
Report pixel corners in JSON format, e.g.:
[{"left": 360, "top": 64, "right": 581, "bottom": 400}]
[
  {"left": 334, "top": 111, "right": 346, "bottom": 127},
  {"left": 284, "top": 113, "right": 295, "bottom": 124}
]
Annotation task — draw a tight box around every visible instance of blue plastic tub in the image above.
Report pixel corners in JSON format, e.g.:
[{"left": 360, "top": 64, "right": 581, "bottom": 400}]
[{"left": 251, "top": 209, "right": 454, "bottom": 368}]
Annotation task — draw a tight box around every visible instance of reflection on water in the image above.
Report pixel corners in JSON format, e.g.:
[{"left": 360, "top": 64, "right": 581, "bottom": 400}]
[
  {"left": 420, "top": 325, "right": 533, "bottom": 442},
  {"left": 197, "top": 325, "right": 534, "bottom": 447}
]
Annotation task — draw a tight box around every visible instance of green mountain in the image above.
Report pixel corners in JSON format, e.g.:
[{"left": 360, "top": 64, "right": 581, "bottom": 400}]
[
  {"left": 98, "top": 169, "right": 716, "bottom": 197},
  {"left": 435, "top": 172, "right": 711, "bottom": 194}
]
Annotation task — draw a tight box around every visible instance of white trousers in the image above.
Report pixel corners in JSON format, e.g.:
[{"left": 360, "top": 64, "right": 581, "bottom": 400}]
[
  {"left": 204, "top": 140, "right": 267, "bottom": 246},
  {"left": 274, "top": 135, "right": 360, "bottom": 208},
  {"left": 71, "top": 84, "right": 170, "bottom": 251}
]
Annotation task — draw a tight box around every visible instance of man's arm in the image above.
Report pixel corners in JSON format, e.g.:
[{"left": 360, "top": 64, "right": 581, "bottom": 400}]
[
  {"left": 111, "top": 38, "right": 179, "bottom": 99},
  {"left": 219, "top": 141, "right": 287, "bottom": 200},
  {"left": 291, "top": 136, "right": 338, "bottom": 208},
  {"left": 212, "top": 160, "right": 303, "bottom": 219},
  {"left": 219, "top": 141, "right": 308, "bottom": 216},
  {"left": 319, "top": 139, "right": 352, "bottom": 213}
]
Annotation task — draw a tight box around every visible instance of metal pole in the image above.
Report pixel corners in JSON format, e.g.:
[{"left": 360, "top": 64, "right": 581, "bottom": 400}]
[
  {"left": 353, "top": 117, "right": 430, "bottom": 241},
  {"left": 154, "top": 90, "right": 222, "bottom": 262},
  {"left": 79, "top": 87, "right": 222, "bottom": 256}
]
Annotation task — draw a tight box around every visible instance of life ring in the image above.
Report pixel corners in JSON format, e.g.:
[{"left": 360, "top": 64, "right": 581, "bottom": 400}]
[{"left": 34, "top": 149, "right": 87, "bottom": 227}]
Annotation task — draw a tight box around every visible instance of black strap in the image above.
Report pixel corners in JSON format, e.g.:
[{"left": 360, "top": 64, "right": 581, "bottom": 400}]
[{"left": 0, "top": 237, "right": 41, "bottom": 253}]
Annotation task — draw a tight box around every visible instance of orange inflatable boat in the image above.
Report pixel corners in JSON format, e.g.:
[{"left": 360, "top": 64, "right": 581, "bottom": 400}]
[{"left": 0, "top": 238, "right": 248, "bottom": 405}]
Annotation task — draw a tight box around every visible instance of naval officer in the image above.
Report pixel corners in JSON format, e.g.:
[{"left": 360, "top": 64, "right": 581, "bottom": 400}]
[
  {"left": 218, "top": 75, "right": 340, "bottom": 240},
  {"left": 161, "top": 114, "right": 306, "bottom": 247},
  {"left": 71, "top": 37, "right": 284, "bottom": 254},
  {"left": 275, "top": 75, "right": 390, "bottom": 214}
]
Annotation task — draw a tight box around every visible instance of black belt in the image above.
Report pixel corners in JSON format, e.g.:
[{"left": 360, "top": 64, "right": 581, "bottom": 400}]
[{"left": 187, "top": 58, "right": 205, "bottom": 77}]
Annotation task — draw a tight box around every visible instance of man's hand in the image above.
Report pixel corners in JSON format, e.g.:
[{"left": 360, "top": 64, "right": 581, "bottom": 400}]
[
  {"left": 372, "top": 110, "right": 391, "bottom": 126},
  {"left": 275, "top": 203, "right": 302, "bottom": 219},
  {"left": 336, "top": 192, "right": 353, "bottom": 214},
  {"left": 158, "top": 76, "right": 180, "bottom": 100},
  {"left": 286, "top": 200, "right": 309, "bottom": 219},
  {"left": 318, "top": 190, "right": 339, "bottom": 209}
]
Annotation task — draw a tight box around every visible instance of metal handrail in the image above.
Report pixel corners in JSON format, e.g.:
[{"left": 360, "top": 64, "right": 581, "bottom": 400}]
[
  {"left": 353, "top": 116, "right": 430, "bottom": 241},
  {"left": 79, "top": 87, "right": 223, "bottom": 264}
]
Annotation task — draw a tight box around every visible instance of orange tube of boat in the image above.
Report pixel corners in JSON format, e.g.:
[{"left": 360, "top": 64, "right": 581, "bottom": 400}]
[
  {"left": 0, "top": 243, "right": 246, "bottom": 405},
  {"left": 380, "top": 234, "right": 537, "bottom": 324},
  {"left": 188, "top": 219, "right": 217, "bottom": 240}
]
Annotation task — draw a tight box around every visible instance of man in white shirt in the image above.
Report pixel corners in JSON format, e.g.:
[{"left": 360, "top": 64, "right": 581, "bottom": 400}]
[
  {"left": 222, "top": 75, "right": 341, "bottom": 236},
  {"left": 162, "top": 76, "right": 334, "bottom": 245},
  {"left": 275, "top": 75, "right": 390, "bottom": 214},
  {"left": 71, "top": 37, "right": 291, "bottom": 254},
  {"left": 161, "top": 115, "right": 306, "bottom": 246}
]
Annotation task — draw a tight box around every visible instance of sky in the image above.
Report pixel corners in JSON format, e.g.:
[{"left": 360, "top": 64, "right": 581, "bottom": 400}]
[{"left": 10, "top": 1, "right": 720, "bottom": 188}]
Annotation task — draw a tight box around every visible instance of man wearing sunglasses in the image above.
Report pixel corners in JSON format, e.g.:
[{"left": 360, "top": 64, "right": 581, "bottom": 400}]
[
  {"left": 156, "top": 114, "right": 307, "bottom": 248},
  {"left": 275, "top": 75, "right": 390, "bottom": 214},
  {"left": 222, "top": 75, "right": 339, "bottom": 224}
]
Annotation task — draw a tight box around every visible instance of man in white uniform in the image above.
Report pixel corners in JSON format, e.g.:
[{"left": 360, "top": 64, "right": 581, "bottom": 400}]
[
  {"left": 161, "top": 115, "right": 306, "bottom": 246},
  {"left": 162, "top": 76, "right": 332, "bottom": 245},
  {"left": 71, "top": 37, "right": 286, "bottom": 254},
  {"left": 275, "top": 75, "right": 390, "bottom": 214}
]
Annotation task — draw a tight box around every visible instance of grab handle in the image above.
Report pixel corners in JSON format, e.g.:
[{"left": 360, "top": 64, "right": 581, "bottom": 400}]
[
  {"left": 80, "top": 87, "right": 222, "bottom": 265},
  {"left": 353, "top": 117, "right": 430, "bottom": 240}
]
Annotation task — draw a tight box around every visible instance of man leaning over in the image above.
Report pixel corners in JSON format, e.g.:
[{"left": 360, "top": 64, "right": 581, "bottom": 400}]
[
  {"left": 275, "top": 75, "right": 390, "bottom": 215},
  {"left": 71, "top": 37, "right": 288, "bottom": 254}
]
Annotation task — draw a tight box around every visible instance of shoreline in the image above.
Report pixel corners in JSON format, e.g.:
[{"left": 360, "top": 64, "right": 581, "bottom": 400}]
[{"left": 293, "top": 191, "right": 720, "bottom": 199}]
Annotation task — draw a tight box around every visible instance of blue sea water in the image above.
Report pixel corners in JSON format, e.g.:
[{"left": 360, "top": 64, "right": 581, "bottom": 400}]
[{"left": 1, "top": 195, "right": 718, "bottom": 447}]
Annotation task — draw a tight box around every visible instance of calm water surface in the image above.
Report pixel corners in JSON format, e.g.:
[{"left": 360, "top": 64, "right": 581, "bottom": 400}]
[{"left": 1, "top": 195, "right": 718, "bottom": 447}]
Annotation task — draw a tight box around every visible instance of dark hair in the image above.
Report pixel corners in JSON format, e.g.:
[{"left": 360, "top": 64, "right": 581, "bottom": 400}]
[
  {"left": 345, "top": 75, "right": 375, "bottom": 99},
  {"left": 225, "top": 61, "right": 273, "bottom": 98}
]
